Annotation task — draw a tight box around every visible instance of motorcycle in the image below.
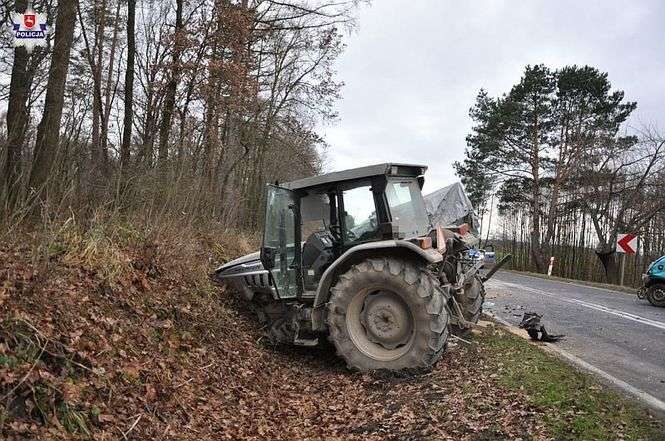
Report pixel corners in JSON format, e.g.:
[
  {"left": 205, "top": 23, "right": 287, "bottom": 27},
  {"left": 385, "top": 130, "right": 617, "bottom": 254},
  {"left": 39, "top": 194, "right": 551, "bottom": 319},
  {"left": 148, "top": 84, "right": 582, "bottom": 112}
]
[{"left": 637, "top": 255, "right": 665, "bottom": 307}]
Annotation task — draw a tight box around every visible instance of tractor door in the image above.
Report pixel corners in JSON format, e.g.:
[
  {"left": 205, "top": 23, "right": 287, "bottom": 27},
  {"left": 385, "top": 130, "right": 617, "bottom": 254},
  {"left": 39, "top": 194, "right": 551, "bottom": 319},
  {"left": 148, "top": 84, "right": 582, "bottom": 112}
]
[{"left": 260, "top": 185, "right": 301, "bottom": 299}]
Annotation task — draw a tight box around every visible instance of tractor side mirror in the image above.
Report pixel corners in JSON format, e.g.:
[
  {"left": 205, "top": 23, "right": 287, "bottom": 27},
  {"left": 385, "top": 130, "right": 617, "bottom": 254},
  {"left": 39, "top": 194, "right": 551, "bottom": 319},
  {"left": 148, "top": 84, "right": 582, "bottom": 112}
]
[{"left": 260, "top": 246, "right": 277, "bottom": 270}]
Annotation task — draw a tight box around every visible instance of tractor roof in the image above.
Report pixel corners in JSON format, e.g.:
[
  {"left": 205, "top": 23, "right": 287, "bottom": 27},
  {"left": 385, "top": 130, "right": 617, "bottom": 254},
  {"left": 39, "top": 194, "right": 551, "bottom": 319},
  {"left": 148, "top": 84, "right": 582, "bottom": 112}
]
[{"left": 282, "top": 163, "right": 427, "bottom": 191}]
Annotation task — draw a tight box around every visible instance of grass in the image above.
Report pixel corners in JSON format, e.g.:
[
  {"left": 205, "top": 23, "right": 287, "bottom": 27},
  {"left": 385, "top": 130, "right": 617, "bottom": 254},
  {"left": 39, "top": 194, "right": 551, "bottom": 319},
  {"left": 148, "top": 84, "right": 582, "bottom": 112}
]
[
  {"left": 57, "top": 401, "right": 91, "bottom": 437},
  {"left": 480, "top": 328, "right": 665, "bottom": 440}
]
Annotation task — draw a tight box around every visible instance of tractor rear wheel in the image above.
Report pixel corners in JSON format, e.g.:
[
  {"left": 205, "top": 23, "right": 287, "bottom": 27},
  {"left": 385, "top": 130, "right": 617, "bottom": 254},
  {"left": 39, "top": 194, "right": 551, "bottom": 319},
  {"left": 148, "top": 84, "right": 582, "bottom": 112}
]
[
  {"left": 326, "top": 257, "right": 449, "bottom": 371},
  {"left": 646, "top": 284, "right": 665, "bottom": 307},
  {"left": 450, "top": 275, "right": 485, "bottom": 336}
]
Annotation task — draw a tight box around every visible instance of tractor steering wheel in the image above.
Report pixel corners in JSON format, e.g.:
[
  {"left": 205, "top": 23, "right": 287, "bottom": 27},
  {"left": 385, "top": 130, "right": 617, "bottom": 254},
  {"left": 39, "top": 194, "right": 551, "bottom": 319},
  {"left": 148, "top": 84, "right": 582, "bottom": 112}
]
[
  {"left": 329, "top": 225, "right": 343, "bottom": 242},
  {"left": 329, "top": 225, "right": 358, "bottom": 242}
]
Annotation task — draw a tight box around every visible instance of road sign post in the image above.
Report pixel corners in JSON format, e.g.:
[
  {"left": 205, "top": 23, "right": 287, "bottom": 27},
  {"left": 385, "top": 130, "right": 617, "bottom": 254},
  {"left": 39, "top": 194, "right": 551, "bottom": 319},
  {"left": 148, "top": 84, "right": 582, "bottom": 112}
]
[
  {"left": 620, "top": 253, "right": 626, "bottom": 286},
  {"left": 616, "top": 233, "right": 638, "bottom": 286}
]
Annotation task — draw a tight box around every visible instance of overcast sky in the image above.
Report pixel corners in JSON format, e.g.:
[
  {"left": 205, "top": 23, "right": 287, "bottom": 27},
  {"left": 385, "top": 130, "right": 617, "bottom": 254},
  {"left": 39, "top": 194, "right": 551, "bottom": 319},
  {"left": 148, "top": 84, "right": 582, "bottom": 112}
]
[{"left": 321, "top": 0, "right": 665, "bottom": 193}]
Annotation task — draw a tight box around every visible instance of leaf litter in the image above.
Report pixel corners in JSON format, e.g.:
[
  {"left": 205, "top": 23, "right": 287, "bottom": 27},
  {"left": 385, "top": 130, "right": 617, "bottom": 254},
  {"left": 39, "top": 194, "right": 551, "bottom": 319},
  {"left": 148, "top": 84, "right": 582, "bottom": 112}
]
[{"left": 0, "top": 230, "right": 657, "bottom": 440}]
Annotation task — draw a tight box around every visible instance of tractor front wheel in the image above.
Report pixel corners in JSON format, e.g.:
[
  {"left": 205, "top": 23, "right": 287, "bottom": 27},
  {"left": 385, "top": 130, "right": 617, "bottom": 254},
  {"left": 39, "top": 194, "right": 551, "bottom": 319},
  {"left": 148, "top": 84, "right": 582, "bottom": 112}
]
[
  {"left": 326, "top": 257, "right": 449, "bottom": 371},
  {"left": 450, "top": 275, "right": 485, "bottom": 336}
]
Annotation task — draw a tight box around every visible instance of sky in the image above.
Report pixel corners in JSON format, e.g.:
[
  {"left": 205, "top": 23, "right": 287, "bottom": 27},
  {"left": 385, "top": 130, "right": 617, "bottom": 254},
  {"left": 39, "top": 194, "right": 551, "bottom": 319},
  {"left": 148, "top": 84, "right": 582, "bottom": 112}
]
[{"left": 321, "top": 0, "right": 665, "bottom": 194}]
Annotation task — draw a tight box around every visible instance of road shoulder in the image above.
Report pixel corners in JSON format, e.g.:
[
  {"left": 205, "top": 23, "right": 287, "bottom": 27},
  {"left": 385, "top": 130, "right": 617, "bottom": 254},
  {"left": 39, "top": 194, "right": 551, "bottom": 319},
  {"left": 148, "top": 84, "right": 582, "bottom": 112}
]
[{"left": 482, "top": 312, "right": 665, "bottom": 427}]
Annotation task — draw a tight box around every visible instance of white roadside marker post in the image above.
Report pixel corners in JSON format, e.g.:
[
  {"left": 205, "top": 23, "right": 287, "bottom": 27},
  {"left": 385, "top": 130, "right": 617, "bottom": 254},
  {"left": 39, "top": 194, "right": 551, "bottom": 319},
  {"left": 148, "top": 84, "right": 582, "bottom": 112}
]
[
  {"left": 547, "top": 256, "right": 555, "bottom": 277},
  {"left": 620, "top": 253, "right": 626, "bottom": 286}
]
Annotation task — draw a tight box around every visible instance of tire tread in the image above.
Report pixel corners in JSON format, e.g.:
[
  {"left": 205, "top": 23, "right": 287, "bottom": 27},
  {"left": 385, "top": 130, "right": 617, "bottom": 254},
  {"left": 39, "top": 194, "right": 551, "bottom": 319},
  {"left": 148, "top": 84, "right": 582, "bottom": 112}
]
[{"left": 327, "top": 257, "right": 449, "bottom": 371}]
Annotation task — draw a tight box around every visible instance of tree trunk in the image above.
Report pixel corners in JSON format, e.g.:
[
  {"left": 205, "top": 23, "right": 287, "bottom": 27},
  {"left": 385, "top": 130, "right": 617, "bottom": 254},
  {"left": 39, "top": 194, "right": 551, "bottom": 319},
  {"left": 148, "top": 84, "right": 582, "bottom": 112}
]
[
  {"left": 29, "top": 0, "right": 78, "bottom": 198},
  {"left": 530, "top": 114, "right": 547, "bottom": 272},
  {"left": 596, "top": 248, "right": 620, "bottom": 284},
  {"left": 121, "top": 0, "right": 136, "bottom": 172},
  {"left": 4, "top": 0, "right": 30, "bottom": 209},
  {"left": 157, "top": 0, "right": 184, "bottom": 172},
  {"left": 91, "top": 0, "right": 107, "bottom": 165},
  {"left": 139, "top": 92, "right": 156, "bottom": 167},
  {"left": 99, "top": 0, "right": 121, "bottom": 171}
]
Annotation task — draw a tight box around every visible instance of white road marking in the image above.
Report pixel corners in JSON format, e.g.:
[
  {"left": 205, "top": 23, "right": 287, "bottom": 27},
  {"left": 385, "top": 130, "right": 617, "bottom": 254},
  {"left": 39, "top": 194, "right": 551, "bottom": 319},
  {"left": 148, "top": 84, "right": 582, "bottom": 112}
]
[
  {"left": 504, "top": 270, "right": 635, "bottom": 297},
  {"left": 485, "top": 311, "right": 665, "bottom": 415},
  {"left": 489, "top": 280, "right": 665, "bottom": 332}
]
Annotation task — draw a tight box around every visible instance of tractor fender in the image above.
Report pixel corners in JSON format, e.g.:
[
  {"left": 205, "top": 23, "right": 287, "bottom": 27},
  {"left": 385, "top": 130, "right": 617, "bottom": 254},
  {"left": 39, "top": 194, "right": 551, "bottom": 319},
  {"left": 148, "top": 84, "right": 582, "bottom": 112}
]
[{"left": 311, "top": 240, "right": 443, "bottom": 331}]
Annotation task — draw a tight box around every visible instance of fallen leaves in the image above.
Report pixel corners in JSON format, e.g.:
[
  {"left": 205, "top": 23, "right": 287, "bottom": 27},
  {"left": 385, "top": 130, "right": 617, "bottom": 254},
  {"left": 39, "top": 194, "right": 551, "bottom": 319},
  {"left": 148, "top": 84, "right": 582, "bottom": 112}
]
[{"left": 0, "top": 238, "right": 659, "bottom": 441}]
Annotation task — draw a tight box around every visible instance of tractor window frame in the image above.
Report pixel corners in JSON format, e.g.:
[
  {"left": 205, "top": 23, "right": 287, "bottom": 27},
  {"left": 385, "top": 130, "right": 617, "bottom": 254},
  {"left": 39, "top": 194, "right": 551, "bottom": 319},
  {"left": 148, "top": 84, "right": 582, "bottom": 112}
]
[
  {"left": 337, "top": 179, "right": 381, "bottom": 245},
  {"left": 261, "top": 184, "right": 303, "bottom": 299}
]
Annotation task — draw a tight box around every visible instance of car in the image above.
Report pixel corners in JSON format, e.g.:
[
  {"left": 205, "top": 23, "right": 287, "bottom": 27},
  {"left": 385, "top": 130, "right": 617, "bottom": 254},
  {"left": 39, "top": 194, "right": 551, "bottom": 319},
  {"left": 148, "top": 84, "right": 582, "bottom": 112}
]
[{"left": 638, "top": 255, "right": 665, "bottom": 307}]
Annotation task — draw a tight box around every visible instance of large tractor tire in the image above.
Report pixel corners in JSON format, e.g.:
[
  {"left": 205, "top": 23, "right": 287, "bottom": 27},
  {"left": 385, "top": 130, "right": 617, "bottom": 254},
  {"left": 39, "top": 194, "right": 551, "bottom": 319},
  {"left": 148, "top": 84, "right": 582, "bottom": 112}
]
[
  {"left": 326, "top": 257, "right": 449, "bottom": 371},
  {"left": 646, "top": 284, "right": 665, "bottom": 307},
  {"left": 450, "top": 275, "right": 485, "bottom": 336}
]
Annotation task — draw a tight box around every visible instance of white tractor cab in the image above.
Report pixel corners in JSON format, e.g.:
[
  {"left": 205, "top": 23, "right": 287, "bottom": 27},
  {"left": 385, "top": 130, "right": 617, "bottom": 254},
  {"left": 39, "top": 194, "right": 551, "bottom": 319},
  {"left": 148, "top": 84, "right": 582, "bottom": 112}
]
[{"left": 215, "top": 163, "right": 510, "bottom": 370}]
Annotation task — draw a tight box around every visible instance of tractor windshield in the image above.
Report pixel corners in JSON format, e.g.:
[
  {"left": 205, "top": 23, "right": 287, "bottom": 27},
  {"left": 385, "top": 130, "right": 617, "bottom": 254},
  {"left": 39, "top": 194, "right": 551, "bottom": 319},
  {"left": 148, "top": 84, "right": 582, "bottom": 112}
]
[{"left": 385, "top": 179, "right": 429, "bottom": 238}]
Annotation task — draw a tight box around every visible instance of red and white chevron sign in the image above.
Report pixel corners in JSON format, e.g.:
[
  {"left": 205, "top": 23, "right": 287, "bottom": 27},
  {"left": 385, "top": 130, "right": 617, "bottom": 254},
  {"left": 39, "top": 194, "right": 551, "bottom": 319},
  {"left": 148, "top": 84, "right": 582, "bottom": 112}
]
[{"left": 617, "top": 233, "right": 637, "bottom": 254}]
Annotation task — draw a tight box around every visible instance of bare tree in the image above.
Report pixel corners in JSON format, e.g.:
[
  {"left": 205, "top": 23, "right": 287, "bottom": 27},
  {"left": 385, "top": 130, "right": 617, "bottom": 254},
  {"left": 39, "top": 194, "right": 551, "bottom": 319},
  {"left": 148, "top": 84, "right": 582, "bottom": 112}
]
[
  {"left": 4, "top": 0, "right": 30, "bottom": 208},
  {"left": 575, "top": 126, "right": 665, "bottom": 280},
  {"left": 157, "top": 0, "right": 184, "bottom": 172},
  {"left": 120, "top": 0, "right": 136, "bottom": 171},
  {"left": 2, "top": 0, "right": 356, "bottom": 230},
  {"left": 29, "top": 0, "right": 78, "bottom": 198}
]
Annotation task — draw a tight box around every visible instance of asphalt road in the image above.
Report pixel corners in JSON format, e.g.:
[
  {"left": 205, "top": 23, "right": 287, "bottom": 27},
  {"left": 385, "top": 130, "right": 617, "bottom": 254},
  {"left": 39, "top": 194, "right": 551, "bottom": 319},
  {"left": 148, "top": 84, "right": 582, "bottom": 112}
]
[{"left": 484, "top": 271, "right": 665, "bottom": 402}]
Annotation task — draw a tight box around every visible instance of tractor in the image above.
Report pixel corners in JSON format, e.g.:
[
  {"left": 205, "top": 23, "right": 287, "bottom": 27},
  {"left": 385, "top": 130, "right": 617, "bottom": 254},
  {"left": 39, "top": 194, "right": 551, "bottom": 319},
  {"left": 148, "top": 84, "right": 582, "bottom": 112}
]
[
  {"left": 638, "top": 255, "right": 665, "bottom": 307},
  {"left": 214, "top": 163, "right": 509, "bottom": 370}
]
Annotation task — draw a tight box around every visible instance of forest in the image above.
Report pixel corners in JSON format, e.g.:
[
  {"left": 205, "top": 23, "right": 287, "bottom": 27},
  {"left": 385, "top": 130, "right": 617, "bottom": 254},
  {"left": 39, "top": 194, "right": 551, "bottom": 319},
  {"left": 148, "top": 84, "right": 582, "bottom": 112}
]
[
  {"left": 455, "top": 65, "right": 665, "bottom": 286},
  {"left": 1, "top": 0, "right": 359, "bottom": 230}
]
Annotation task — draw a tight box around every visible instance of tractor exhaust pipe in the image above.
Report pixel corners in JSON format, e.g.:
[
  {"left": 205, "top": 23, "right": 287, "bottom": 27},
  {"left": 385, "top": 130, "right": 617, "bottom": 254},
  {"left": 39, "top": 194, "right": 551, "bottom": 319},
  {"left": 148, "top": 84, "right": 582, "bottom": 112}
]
[{"left": 482, "top": 254, "right": 512, "bottom": 282}]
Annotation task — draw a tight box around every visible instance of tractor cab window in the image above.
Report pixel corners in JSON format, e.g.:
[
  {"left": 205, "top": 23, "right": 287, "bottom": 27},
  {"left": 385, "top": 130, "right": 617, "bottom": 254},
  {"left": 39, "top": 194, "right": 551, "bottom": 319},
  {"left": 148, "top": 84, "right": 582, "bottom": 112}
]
[
  {"left": 385, "top": 180, "right": 429, "bottom": 238},
  {"left": 264, "top": 190, "right": 296, "bottom": 250},
  {"left": 300, "top": 193, "right": 329, "bottom": 239},
  {"left": 341, "top": 184, "right": 379, "bottom": 243},
  {"left": 262, "top": 185, "right": 299, "bottom": 299}
]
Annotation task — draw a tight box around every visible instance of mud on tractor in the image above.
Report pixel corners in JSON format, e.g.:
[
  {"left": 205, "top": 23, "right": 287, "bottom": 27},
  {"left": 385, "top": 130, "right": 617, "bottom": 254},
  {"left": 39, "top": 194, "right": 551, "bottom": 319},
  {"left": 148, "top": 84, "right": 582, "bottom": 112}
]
[{"left": 215, "top": 163, "right": 510, "bottom": 371}]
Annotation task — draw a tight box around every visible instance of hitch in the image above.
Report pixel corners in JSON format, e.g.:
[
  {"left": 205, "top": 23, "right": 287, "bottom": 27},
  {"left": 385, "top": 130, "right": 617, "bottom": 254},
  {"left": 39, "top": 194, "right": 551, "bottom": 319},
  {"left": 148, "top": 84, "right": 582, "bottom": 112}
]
[{"left": 482, "top": 254, "right": 512, "bottom": 282}]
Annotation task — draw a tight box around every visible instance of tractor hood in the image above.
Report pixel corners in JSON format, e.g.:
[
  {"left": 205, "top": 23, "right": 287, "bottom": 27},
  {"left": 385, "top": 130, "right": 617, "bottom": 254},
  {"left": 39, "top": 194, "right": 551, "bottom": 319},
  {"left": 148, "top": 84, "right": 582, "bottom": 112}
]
[{"left": 215, "top": 251, "right": 262, "bottom": 279}]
